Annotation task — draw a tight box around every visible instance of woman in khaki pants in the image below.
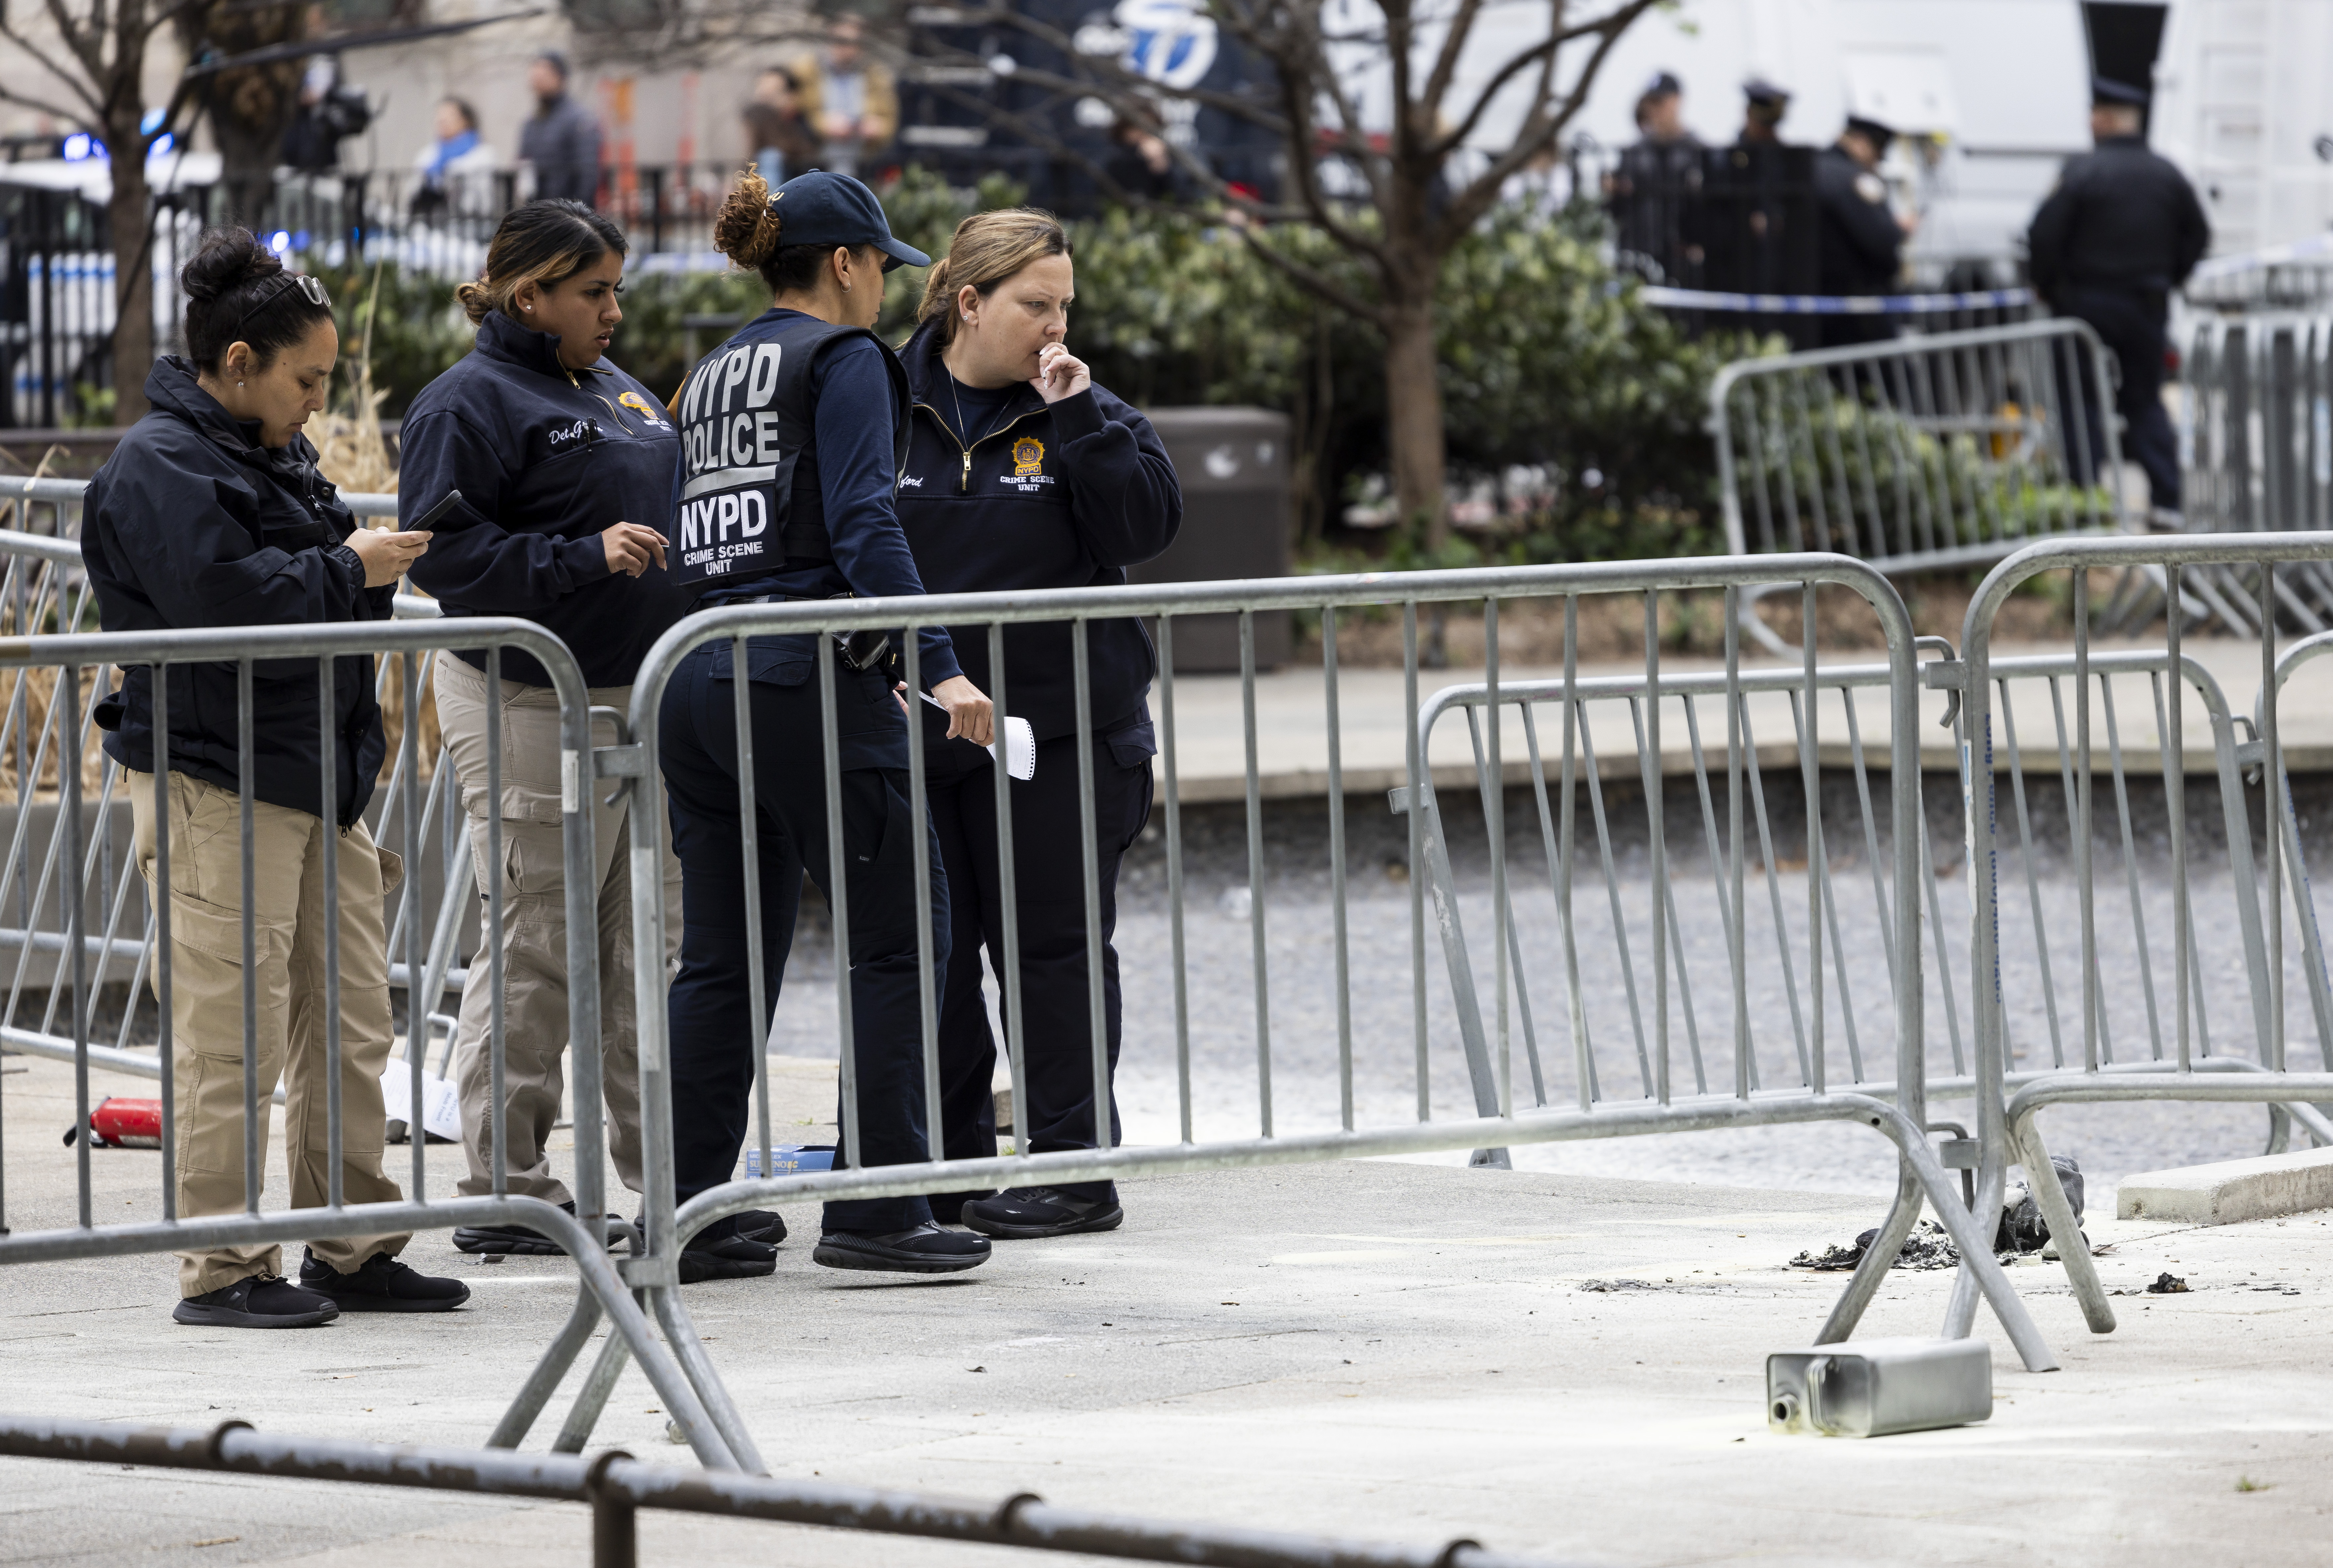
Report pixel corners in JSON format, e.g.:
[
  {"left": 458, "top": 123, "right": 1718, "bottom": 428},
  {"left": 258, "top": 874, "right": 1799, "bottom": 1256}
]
[
  {"left": 400, "top": 201, "right": 738, "bottom": 1255},
  {"left": 83, "top": 228, "right": 464, "bottom": 1327}
]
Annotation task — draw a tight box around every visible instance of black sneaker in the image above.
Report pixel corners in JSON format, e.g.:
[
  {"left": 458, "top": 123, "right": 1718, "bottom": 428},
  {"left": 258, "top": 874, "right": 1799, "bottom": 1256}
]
[
  {"left": 299, "top": 1249, "right": 472, "bottom": 1313},
  {"left": 679, "top": 1233, "right": 778, "bottom": 1284},
  {"left": 734, "top": 1209, "right": 787, "bottom": 1247},
  {"left": 173, "top": 1273, "right": 339, "bottom": 1329},
  {"left": 962, "top": 1187, "right": 1124, "bottom": 1240},
  {"left": 452, "top": 1201, "right": 623, "bottom": 1256},
  {"left": 928, "top": 1190, "right": 997, "bottom": 1226},
  {"left": 813, "top": 1222, "right": 992, "bottom": 1274}
]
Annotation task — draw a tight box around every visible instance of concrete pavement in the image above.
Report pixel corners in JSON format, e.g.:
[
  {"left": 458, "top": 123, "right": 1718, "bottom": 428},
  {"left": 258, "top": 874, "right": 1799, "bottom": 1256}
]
[{"left": 3, "top": 1050, "right": 2332, "bottom": 1566}]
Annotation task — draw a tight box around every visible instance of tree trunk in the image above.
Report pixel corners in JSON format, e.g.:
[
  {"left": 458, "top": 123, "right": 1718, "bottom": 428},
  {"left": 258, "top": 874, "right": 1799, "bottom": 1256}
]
[
  {"left": 107, "top": 135, "right": 154, "bottom": 426},
  {"left": 1382, "top": 295, "right": 1446, "bottom": 549}
]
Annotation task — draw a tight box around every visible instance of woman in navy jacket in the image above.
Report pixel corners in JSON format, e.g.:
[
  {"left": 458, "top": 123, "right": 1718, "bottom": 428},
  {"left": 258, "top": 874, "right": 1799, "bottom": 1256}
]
[
  {"left": 83, "top": 227, "right": 461, "bottom": 1326},
  {"left": 894, "top": 207, "right": 1182, "bottom": 1240},
  {"left": 399, "top": 201, "right": 701, "bottom": 1262}
]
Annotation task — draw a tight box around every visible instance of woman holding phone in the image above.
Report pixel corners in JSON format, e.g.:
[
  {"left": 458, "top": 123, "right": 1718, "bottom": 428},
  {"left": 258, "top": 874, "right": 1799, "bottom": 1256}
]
[
  {"left": 399, "top": 200, "right": 712, "bottom": 1261},
  {"left": 893, "top": 208, "right": 1182, "bottom": 1239},
  {"left": 83, "top": 227, "right": 463, "bottom": 1325}
]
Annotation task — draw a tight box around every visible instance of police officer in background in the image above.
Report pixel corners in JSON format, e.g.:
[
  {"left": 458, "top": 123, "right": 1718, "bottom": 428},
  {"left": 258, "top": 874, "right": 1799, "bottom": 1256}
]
[
  {"left": 1736, "top": 78, "right": 1789, "bottom": 147},
  {"left": 2028, "top": 78, "right": 2210, "bottom": 523},
  {"left": 1815, "top": 114, "right": 1914, "bottom": 347},
  {"left": 1613, "top": 73, "right": 1703, "bottom": 283},
  {"left": 659, "top": 169, "right": 996, "bottom": 1280}
]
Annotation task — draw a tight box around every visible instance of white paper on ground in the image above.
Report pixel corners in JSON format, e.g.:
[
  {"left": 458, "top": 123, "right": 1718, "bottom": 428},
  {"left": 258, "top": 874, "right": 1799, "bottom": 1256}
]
[
  {"left": 919, "top": 692, "right": 1037, "bottom": 781},
  {"left": 379, "top": 1061, "right": 462, "bottom": 1142}
]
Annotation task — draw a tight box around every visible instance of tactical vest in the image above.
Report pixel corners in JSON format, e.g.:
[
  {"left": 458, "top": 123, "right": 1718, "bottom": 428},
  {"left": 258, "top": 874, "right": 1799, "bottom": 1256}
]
[{"left": 668, "top": 312, "right": 910, "bottom": 594}]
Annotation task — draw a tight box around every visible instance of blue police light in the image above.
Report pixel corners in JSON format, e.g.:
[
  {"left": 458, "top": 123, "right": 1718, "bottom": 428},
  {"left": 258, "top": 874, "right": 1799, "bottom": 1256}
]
[
  {"left": 141, "top": 109, "right": 165, "bottom": 132},
  {"left": 292, "top": 231, "right": 311, "bottom": 251},
  {"left": 269, "top": 231, "right": 292, "bottom": 254},
  {"left": 62, "top": 133, "right": 94, "bottom": 161}
]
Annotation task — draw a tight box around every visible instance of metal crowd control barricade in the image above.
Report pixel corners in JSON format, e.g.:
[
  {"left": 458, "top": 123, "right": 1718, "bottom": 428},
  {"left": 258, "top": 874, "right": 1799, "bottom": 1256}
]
[
  {"left": 3, "top": 474, "right": 399, "bottom": 536},
  {"left": 1949, "top": 532, "right": 2333, "bottom": 1340},
  {"left": 571, "top": 556, "right": 2056, "bottom": 1470},
  {"left": 1711, "top": 319, "right": 2130, "bottom": 654},
  {"left": 0, "top": 615, "right": 741, "bottom": 1470},
  {"left": 0, "top": 515, "right": 480, "bottom": 1092}
]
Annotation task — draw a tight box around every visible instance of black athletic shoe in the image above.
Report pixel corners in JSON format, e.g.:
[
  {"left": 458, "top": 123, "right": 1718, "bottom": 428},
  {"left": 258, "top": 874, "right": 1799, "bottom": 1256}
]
[
  {"left": 927, "top": 1190, "right": 997, "bottom": 1226},
  {"left": 961, "top": 1187, "right": 1124, "bottom": 1240},
  {"left": 813, "top": 1222, "right": 992, "bottom": 1274},
  {"left": 172, "top": 1273, "right": 339, "bottom": 1329},
  {"left": 300, "top": 1250, "right": 471, "bottom": 1312},
  {"left": 452, "top": 1201, "right": 620, "bottom": 1256},
  {"left": 679, "top": 1233, "right": 779, "bottom": 1284},
  {"left": 733, "top": 1209, "right": 787, "bottom": 1247}
]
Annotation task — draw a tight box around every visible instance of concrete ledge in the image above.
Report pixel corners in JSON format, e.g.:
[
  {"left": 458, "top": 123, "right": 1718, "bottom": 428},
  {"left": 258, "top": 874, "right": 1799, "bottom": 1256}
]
[{"left": 2116, "top": 1145, "right": 2333, "bottom": 1223}]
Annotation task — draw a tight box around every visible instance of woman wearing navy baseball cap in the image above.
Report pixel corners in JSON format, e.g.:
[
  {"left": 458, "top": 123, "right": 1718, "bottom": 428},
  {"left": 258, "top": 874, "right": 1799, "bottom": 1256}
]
[{"left": 657, "top": 168, "right": 996, "bottom": 1279}]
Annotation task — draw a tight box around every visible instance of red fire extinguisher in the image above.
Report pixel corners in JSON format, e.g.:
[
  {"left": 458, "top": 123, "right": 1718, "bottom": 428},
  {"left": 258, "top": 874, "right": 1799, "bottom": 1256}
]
[{"left": 63, "top": 1097, "right": 163, "bottom": 1149}]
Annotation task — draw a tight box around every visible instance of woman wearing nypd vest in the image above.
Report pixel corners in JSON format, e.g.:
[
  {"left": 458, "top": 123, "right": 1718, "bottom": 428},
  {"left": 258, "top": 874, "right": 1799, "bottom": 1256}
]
[
  {"left": 895, "top": 208, "right": 1181, "bottom": 1241},
  {"left": 398, "top": 200, "right": 701, "bottom": 1265},
  {"left": 660, "top": 169, "right": 995, "bottom": 1279}
]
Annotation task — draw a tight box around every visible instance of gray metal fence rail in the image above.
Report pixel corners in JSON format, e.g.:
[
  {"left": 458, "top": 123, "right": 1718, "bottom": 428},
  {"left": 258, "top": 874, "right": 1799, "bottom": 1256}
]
[
  {"left": 1951, "top": 532, "right": 2333, "bottom": 1339},
  {"left": 564, "top": 556, "right": 2054, "bottom": 1468},
  {"left": 1711, "top": 319, "right": 2130, "bottom": 653},
  {"left": 0, "top": 1413, "right": 1577, "bottom": 1568},
  {"left": 0, "top": 615, "right": 739, "bottom": 1471}
]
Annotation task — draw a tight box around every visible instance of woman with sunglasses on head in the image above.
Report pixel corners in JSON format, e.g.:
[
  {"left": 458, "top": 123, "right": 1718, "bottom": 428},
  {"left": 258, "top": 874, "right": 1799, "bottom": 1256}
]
[
  {"left": 397, "top": 199, "right": 720, "bottom": 1266},
  {"left": 82, "top": 227, "right": 464, "bottom": 1326},
  {"left": 658, "top": 169, "right": 994, "bottom": 1280},
  {"left": 895, "top": 208, "right": 1181, "bottom": 1240}
]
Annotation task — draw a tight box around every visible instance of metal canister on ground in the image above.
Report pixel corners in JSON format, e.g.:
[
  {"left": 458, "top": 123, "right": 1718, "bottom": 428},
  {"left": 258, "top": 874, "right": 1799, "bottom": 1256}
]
[
  {"left": 62, "top": 1097, "right": 164, "bottom": 1149},
  {"left": 1766, "top": 1337, "right": 1993, "bottom": 1437}
]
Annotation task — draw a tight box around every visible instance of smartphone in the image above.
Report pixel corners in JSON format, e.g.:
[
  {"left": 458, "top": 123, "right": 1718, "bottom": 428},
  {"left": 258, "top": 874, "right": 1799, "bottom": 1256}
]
[{"left": 401, "top": 490, "right": 461, "bottom": 532}]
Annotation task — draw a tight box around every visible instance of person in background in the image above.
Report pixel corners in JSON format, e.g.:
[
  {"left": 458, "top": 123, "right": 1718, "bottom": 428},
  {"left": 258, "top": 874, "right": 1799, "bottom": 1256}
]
[
  {"left": 522, "top": 50, "right": 602, "bottom": 206},
  {"left": 743, "top": 67, "right": 818, "bottom": 190},
  {"left": 659, "top": 169, "right": 993, "bottom": 1280},
  {"left": 1737, "top": 78, "right": 1790, "bottom": 146},
  {"left": 895, "top": 208, "right": 1182, "bottom": 1241},
  {"left": 281, "top": 58, "right": 343, "bottom": 174},
  {"left": 1102, "top": 115, "right": 1184, "bottom": 203},
  {"left": 412, "top": 97, "right": 496, "bottom": 222},
  {"left": 82, "top": 227, "right": 463, "bottom": 1327},
  {"left": 790, "top": 16, "right": 897, "bottom": 179},
  {"left": 1611, "top": 71, "right": 1701, "bottom": 282},
  {"left": 1814, "top": 114, "right": 1913, "bottom": 347},
  {"left": 2027, "top": 77, "right": 2210, "bottom": 524},
  {"left": 397, "top": 200, "right": 715, "bottom": 1264}
]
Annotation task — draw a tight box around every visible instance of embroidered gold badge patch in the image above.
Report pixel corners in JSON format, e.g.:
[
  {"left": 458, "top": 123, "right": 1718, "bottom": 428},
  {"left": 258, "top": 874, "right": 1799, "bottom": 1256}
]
[{"left": 1011, "top": 436, "right": 1045, "bottom": 477}]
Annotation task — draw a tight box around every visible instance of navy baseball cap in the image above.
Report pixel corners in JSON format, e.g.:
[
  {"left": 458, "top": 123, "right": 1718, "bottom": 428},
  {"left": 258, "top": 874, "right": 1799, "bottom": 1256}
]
[{"left": 770, "top": 169, "right": 930, "bottom": 271}]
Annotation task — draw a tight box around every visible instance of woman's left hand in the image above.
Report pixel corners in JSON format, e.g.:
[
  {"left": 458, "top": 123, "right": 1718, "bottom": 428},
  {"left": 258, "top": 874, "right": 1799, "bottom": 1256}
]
[{"left": 1031, "top": 343, "right": 1090, "bottom": 405}]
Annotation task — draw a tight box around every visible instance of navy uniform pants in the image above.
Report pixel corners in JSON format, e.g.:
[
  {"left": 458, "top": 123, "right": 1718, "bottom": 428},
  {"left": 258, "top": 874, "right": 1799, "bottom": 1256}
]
[
  {"left": 660, "top": 641, "right": 950, "bottom": 1235},
  {"left": 2059, "top": 283, "right": 2180, "bottom": 513},
  {"left": 923, "top": 724, "right": 1154, "bottom": 1204}
]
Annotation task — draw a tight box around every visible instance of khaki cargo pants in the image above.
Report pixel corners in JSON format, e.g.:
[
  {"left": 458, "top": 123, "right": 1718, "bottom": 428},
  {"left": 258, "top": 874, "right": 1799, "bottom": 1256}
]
[
  {"left": 434, "top": 654, "right": 682, "bottom": 1206},
  {"left": 128, "top": 769, "right": 412, "bottom": 1298}
]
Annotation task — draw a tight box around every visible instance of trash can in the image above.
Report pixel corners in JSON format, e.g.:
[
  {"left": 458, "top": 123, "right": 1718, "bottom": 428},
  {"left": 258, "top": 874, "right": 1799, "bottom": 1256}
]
[{"left": 1127, "top": 407, "right": 1292, "bottom": 672}]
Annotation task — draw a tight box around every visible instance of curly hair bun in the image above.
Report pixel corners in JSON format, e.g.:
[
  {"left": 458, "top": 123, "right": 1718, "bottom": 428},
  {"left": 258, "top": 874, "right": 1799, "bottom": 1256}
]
[
  {"left": 179, "top": 228, "right": 282, "bottom": 306},
  {"left": 712, "top": 169, "right": 786, "bottom": 269}
]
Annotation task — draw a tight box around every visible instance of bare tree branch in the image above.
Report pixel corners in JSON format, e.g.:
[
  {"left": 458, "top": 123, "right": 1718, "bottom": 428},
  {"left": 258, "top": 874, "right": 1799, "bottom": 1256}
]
[
  {"left": 0, "top": 76, "right": 96, "bottom": 127},
  {"left": 1429, "top": 0, "right": 1657, "bottom": 159},
  {"left": 0, "top": 12, "right": 107, "bottom": 120},
  {"left": 1237, "top": 224, "right": 1389, "bottom": 328}
]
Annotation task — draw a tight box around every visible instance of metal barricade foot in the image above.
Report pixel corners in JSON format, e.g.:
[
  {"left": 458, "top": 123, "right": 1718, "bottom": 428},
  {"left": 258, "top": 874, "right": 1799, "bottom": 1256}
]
[
  {"left": 2013, "top": 1111, "right": 2115, "bottom": 1334},
  {"left": 651, "top": 1284, "right": 769, "bottom": 1477},
  {"left": 1815, "top": 1164, "right": 1923, "bottom": 1345},
  {"left": 555, "top": 1326, "right": 635, "bottom": 1454},
  {"left": 490, "top": 1281, "right": 604, "bottom": 1450}
]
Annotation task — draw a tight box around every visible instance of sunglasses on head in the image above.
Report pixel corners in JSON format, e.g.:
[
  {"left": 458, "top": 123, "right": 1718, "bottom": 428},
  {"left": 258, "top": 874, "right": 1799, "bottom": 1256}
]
[{"left": 228, "top": 271, "right": 331, "bottom": 344}]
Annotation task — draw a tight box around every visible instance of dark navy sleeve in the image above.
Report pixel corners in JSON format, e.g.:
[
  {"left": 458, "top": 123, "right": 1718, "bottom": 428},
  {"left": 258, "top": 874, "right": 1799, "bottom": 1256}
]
[
  {"left": 813, "top": 337, "right": 962, "bottom": 689},
  {"left": 94, "top": 455, "right": 370, "bottom": 632},
  {"left": 400, "top": 407, "right": 612, "bottom": 611},
  {"left": 1049, "top": 389, "right": 1182, "bottom": 567}
]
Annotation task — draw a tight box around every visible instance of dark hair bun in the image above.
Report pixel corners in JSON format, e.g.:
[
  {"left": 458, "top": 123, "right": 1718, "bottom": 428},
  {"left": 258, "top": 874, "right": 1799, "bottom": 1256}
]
[{"left": 179, "top": 228, "right": 282, "bottom": 307}]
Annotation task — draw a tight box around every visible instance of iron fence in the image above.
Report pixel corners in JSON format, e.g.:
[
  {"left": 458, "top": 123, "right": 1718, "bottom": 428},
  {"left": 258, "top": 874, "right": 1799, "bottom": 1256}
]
[
  {"left": 0, "top": 610, "right": 739, "bottom": 1469},
  {"left": 1947, "top": 532, "right": 2333, "bottom": 1341},
  {"left": 558, "top": 556, "right": 2058, "bottom": 1468}
]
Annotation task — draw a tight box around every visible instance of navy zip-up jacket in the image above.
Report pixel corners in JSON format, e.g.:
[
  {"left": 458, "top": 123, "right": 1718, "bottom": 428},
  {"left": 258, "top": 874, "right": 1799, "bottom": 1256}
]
[
  {"left": 84, "top": 356, "right": 392, "bottom": 826},
  {"left": 894, "top": 320, "right": 1181, "bottom": 747},
  {"left": 400, "top": 309, "right": 692, "bottom": 688}
]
